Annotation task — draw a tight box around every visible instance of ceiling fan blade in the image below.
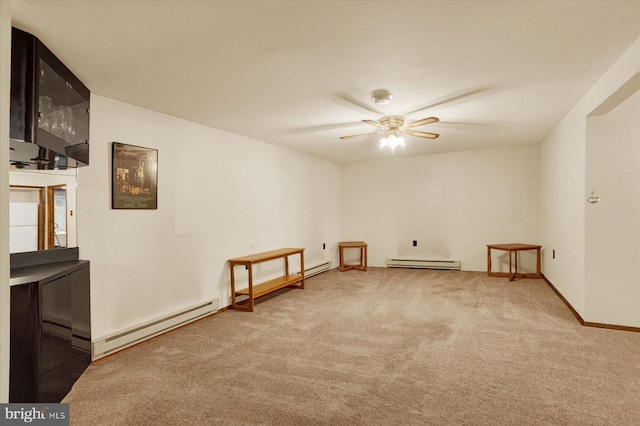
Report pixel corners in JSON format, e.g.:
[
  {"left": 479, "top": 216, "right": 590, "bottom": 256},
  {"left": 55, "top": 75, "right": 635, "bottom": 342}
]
[
  {"left": 404, "top": 87, "right": 492, "bottom": 115},
  {"left": 334, "top": 93, "right": 383, "bottom": 115},
  {"left": 340, "top": 131, "right": 382, "bottom": 140},
  {"left": 287, "top": 121, "right": 366, "bottom": 134},
  {"left": 402, "top": 130, "right": 440, "bottom": 139},
  {"left": 362, "top": 119, "right": 386, "bottom": 129},
  {"left": 403, "top": 116, "right": 439, "bottom": 128}
]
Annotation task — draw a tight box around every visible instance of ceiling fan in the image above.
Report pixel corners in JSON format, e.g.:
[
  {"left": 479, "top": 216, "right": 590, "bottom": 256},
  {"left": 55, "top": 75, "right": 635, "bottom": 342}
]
[{"left": 340, "top": 115, "right": 440, "bottom": 152}]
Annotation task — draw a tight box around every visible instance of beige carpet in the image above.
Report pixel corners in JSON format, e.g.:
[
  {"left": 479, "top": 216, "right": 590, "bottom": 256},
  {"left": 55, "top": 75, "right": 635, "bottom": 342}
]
[{"left": 64, "top": 268, "right": 640, "bottom": 425}]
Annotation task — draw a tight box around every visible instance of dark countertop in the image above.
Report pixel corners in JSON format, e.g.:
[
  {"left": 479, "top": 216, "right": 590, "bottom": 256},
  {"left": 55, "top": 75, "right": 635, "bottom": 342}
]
[
  {"left": 10, "top": 260, "right": 90, "bottom": 287},
  {"left": 10, "top": 247, "right": 79, "bottom": 269}
]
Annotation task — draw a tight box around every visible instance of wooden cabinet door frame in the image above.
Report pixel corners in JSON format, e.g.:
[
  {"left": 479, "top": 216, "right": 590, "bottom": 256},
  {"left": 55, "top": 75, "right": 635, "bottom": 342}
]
[{"left": 47, "top": 184, "right": 67, "bottom": 249}]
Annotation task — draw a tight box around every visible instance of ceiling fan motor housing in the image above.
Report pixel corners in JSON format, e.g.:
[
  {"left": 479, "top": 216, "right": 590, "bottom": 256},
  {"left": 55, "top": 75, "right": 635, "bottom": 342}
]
[{"left": 380, "top": 115, "right": 405, "bottom": 130}]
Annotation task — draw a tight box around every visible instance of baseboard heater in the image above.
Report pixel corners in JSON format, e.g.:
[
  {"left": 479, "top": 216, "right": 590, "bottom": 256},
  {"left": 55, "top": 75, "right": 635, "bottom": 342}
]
[
  {"left": 386, "top": 259, "right": 461, "bottom": 270},
  {"left": 296, "top": 261, "right": 331, "bottom": 278},
  {"left": 92, "top": 299, "right": 219, "bottom": 361}
]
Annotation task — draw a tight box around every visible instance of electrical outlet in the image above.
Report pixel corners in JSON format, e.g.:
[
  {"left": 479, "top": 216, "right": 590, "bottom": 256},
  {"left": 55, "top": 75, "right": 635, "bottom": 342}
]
[
  {"left": 323, "top": 243, "right": 326, "bottom": 250},
  {"left": 413, "top": 240, "right": 417, "bottom": 247},
  {"left": 552, "top": 249, "right": 555, "bottom": 259}
]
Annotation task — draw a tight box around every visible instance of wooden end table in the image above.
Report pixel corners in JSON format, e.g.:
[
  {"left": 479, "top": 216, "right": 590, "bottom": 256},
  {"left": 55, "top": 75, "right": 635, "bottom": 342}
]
[
  {"left": 339, "top": 241, "right": 368, "bottom": 272},
  {"left": 487, "top": 243, "right": 541, "bottom": 281}
]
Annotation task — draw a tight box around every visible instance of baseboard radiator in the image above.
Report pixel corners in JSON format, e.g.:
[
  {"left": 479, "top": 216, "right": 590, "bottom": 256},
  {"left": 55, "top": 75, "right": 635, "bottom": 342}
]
[
  {"left": 386, "top": 259, "right": 461, "bottom": 270},
  {"left": 92, "top": 299, "right": 219, "bottom": 361},
  {"left": 297, "top": 261, "right": 331, "bottom": 278}
]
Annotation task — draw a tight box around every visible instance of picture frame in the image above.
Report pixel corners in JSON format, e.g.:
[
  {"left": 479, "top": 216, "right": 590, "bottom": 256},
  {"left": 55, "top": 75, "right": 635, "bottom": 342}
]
[{"left": 111, "top": 142, "right": 158, "bottom": 209}]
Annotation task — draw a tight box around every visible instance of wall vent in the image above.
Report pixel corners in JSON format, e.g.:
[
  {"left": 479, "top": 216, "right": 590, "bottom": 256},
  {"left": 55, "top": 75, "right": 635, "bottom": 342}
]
[
  {"left": 92, "top": 299, "right": 219, "bottom": 360},
  {"left": 386, "top": 259, "right": 461, "bottom": 270}
]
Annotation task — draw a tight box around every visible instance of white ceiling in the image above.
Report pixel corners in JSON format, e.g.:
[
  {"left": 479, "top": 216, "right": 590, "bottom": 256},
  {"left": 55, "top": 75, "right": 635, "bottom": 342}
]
[{"left": 10, "top": 1, "right": 640, "bottom": 163}]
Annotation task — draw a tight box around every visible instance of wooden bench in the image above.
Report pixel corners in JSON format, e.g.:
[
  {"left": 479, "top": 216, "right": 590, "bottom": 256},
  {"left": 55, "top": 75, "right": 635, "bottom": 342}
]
[{"left": 228, "top": 248, "right": 304, "bottom": 312}]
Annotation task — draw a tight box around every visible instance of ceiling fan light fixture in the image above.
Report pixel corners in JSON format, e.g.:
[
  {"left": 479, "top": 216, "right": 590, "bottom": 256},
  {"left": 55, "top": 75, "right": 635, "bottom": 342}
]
[
  {"left": 371, "top": 90, "right": 393, "bottom": 105},
  {"left": 379, "top": 133, "right": 405, "bottom": 153}
]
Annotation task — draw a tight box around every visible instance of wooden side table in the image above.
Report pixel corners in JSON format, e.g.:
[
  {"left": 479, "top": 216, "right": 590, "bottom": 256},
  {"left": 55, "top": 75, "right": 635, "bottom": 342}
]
[
  {"left": 339, "top": 241, "right": 368, "bottom": 272},
  {"left": 487, "top": 243, "right": 541, "bottom": 281}
]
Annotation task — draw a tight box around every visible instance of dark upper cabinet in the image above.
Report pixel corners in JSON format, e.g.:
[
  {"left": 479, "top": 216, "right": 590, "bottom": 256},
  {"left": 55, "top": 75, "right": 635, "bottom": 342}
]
[{"left": 10, "top": 27, "right": 90, "bottom": 170}]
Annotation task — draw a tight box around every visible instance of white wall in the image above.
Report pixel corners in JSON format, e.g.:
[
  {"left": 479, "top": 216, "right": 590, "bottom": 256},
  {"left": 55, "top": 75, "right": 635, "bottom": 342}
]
[
  {"left": 341, "top": 144, "right": 540, "bottom": 271},
  {"left": 9, "top": 200, "right": 38, "bottom": 253},
  {"left": 585, "top": 90, "right": 640, "bottom": 327},
  {"left": 0, "top": 0, "right": 11, "bottom": 403},
  {"left": 78, "top": 96, "right": 341, "bottom": 340},
  {"left": 540, "top": 37, "right": 640, "bottom": 319}
]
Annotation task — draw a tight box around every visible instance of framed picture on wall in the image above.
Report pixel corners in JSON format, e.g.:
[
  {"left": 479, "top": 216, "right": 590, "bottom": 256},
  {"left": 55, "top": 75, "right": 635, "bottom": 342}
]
[{"left": 111, "top": 142, "right": 158, "bottom": 209}]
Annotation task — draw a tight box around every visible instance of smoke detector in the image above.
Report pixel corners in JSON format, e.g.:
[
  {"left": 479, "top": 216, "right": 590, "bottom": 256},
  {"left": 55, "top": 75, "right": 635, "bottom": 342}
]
[{"left": 371, "top": 89, "right": 393, "bottom": 105}]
